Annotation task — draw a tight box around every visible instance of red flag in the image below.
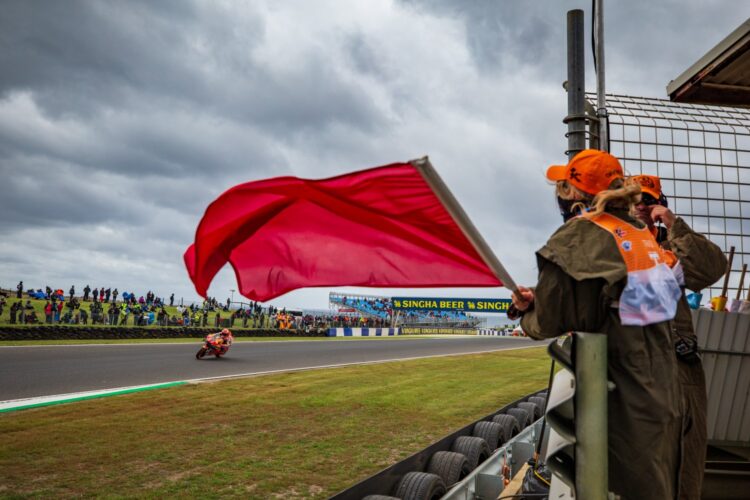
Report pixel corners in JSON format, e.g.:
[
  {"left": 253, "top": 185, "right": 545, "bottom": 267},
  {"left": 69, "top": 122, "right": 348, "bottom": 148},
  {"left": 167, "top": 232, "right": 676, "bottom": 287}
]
[{"left": 184, "top": 161, "right": 501, "bottom": 301}]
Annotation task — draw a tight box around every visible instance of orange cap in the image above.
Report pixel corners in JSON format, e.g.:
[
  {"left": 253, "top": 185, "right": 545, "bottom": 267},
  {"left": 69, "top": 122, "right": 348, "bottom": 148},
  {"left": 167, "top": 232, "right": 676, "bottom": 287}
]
[
  {"left": 632, "top": 174, "right": 661, "bottom": 199},
  {"left": 546, "top": 149, "right": 624, "bottom": 196}
]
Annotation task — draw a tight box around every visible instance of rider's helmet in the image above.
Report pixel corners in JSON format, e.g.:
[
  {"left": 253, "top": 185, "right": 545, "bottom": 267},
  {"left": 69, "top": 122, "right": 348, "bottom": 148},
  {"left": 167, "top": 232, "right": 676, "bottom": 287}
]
[{"left": 221, "top": 328, "right": 231, "bottom": 336}]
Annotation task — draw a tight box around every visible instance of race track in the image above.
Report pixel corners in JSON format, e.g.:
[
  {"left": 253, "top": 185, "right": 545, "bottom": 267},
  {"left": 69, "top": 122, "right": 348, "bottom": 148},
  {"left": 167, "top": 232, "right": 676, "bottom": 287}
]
[{"left": 0, "top": 337, "right": 540, "bottom": 401}]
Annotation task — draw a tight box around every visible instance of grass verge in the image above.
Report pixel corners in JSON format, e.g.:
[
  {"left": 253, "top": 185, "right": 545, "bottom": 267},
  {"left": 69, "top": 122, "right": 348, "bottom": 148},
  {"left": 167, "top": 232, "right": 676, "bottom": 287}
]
[{"left": 0, "top": 346, "right": 549, "bottom": 498}]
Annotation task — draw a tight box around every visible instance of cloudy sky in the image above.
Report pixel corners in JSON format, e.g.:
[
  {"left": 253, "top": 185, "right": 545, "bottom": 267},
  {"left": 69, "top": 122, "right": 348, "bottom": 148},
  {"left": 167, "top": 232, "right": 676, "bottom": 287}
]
[{"left": 1, "top": 0, "right": 747, "bottom": 310}]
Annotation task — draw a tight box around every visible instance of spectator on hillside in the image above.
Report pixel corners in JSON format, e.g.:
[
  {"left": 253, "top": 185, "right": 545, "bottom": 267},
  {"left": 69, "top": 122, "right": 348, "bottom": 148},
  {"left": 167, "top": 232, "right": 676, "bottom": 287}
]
[
  {"left": 107, "top": 303, "right": 117, "bottom": 324},
  {"left": 16, "top": 281, "right": 23, "bottom": 298},
  {"left": 18, "top": 301, "right": 28, "bottom": 324},
  {"left": 170, "top": 293, "right": 174, "bottom": 306},
  {"left": 80, "top": 307, "right": 88, "bottom": 325},
  {"left": 45, "top": 285, "right": 52, "bottom": 298},
  {"left": 44, "top": 301, "right": 53, "bottom": 323},
  {"left": 0, "top": 296, "right": 5, "bottom": 317},
  {"left": 92, "top": 288, "right": 99, "bottom": 303},
  {"left": 56, "top": 301, "right": 63, "bottom": 322},
  {"left": 112, "top": 288, "right": 118, "bottom": 303},
  {"left": 119, "top": 303, "right": 128, "bottom": 325},
  {"left": 83, "top": 284, "right": 91, "bottom": 301},
  {"left": 62, "top": 310, "right": 73, "bottom": 323},
  {"left": 25, "top": 309, "right": 38, "bottom": 324},
  {"left": 105, "top": 288, "right": 111, "bottom": 302},
  {"left": 90, "top": 301, "right": 100, "bottom": 323},
  {"left": 10, "top": 301, "right": 18, "bottom": 324},
  {"left": 69, "top": 285, "right": 75, "bottom": 300},
  {"left": 157, "top": 308, "right": 166, "bottom": 326},
  {"left": 99, "top": 287, "right": 105, "bottom": 302}
]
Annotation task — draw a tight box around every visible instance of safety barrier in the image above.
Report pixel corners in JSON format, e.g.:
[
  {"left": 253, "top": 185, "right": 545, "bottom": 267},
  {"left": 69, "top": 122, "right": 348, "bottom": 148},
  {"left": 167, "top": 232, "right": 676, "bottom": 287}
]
[
  {"left": 0, "top": 326, "right": 328, "bottom": 340},
  {"left": 476, "top": 328, "right": 510, "bottom": 336},
  {"left": 326, "top": 327, "right": 400, "bottom": 337},
  {"left": 330, "top": 389, "right": 548, "bottom": 499}
]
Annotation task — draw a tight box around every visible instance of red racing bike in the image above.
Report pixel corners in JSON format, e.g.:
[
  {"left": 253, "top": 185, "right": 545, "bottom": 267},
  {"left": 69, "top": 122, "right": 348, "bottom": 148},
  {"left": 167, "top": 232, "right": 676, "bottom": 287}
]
[{"left": 195, "top": 331, "right": 233, "bottom": 359}]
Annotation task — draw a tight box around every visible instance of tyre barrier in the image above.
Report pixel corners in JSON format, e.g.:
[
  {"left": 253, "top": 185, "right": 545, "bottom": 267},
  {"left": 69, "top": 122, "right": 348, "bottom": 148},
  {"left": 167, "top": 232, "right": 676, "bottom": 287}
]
[
  {"left": 527, "top": 396, "right": 547, "bottom": 413},
  {"left": 517, "top": 401, "right": 542, "bottom": 422},
  {"left": 476, "top": 329, "right": 527, "bottom": 337},
  {"left": 329, "top": 389, "right": 547, "bottom": 500},
  {"left": 0, "top": 326, "right": 328, "bottom": 340},
  {"left": 476, "top": 329, "right": 505, "bottom": 336},
  {"left": 472, "top": 421, "right": 504, "bottom": 452},
  {"left": 506, "top": 407, "right": 531, "bottom": 429},
  {"left": 395, "top": 472, "right": 446, "bottom": 500},
  {"left": 327, "top": 328, "right": 400, "bottom": 337},
  {"left": 426, "top": 452, "right": 470, "bottom": 488},
  {"left": 451, "top": 436, "right": 491, "bottom": 471},
  {"left": 490, "top": 414, "right": 520, "bottom": 442}
]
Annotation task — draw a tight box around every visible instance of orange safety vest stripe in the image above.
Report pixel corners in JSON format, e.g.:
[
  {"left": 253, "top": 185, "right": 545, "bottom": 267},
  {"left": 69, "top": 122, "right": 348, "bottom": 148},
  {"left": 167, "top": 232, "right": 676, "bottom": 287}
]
[{"left": 582, "top": 212, "right": 677, "bottom": 271}]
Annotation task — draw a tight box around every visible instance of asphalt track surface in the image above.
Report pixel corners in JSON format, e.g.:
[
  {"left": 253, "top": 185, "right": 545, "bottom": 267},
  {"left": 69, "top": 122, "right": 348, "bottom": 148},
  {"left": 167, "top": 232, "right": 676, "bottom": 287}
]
[{"left": 0, "top": 337, "right": 539, "bottom": 401}]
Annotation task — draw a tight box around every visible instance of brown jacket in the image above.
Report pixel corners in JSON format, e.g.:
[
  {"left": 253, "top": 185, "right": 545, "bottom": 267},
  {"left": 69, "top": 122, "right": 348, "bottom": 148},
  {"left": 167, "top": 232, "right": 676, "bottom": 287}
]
[
  {"left": 661, "top": 217, "right": 727, "bottom": 356},
  {"left": 521, "top": 209, "right": 681, "bottom": 500},
  {"left": 660, "top": 217, "right": 726, "bottom": 500}
]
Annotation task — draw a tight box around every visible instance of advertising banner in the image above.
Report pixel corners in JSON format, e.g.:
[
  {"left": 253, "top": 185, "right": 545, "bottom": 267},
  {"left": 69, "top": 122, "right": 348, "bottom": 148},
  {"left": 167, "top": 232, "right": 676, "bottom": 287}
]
[{"left": 391, "top": 297, "right": 511, "bottom": 313}]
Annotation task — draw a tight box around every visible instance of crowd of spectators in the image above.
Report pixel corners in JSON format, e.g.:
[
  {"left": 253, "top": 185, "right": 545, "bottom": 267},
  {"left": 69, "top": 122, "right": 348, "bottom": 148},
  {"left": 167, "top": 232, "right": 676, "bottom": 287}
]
[
  {"left": 330, "top": 294, "right": 392, "bottom": 320},
  {"left": 329, "top": 293, "right": 480, "bottom": 327},
  {"left": 2, "top": 282, "right": 481, "bottom": 330}
]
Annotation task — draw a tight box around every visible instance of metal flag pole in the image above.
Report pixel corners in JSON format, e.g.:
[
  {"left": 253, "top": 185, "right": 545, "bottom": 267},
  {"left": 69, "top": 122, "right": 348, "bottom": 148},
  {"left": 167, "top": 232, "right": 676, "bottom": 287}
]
[
  {"left": 410, "top": 157, "right": 519, "bottom": 295},
  {"left": 595, "top": 0, "right": 609, "bottom": 152},
  {"left": 578, "top": 3, "right": 610, "bottom": 499}
]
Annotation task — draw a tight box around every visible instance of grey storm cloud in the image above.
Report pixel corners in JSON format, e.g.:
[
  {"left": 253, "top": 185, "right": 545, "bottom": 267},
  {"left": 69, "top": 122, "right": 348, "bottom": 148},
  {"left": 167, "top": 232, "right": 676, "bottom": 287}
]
[
  {"left": 0, "top": 0, "right": 385, "bottom": 133},
  {"left": 1, "top": 0, "right": 748, "bottom": 308}
]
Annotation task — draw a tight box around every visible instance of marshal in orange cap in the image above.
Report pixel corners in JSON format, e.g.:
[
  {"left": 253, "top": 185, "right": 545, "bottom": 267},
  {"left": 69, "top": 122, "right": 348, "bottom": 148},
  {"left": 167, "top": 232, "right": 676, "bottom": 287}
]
[
  {"left": 546, "top": 149, "right": 624, "bottom": 196},
  {"left": 632, "top": 174, "right": 662, "bottom": 199}
]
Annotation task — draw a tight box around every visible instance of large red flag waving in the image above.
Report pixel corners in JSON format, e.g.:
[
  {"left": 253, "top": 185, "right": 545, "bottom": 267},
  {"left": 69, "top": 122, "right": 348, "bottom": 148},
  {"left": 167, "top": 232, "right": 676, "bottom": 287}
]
[{"left": 184, "top": 160, "right": 502, "bottom": 301}]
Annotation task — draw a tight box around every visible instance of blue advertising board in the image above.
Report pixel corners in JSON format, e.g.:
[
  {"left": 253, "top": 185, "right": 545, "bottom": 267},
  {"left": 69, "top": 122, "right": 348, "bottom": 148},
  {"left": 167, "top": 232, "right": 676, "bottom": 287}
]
[{"left": 391, "top": 297, "right": 511, "bottom": 313}]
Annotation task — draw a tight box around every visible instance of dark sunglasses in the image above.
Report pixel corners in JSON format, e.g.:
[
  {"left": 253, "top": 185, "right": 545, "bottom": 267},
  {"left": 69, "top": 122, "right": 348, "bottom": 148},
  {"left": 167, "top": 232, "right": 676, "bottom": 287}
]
[
  {"left": 640, "top": 193, "right": 669, "bottom": 208},
  {"left": 640, "top": 194, "right": 660, "bottom": 206}
]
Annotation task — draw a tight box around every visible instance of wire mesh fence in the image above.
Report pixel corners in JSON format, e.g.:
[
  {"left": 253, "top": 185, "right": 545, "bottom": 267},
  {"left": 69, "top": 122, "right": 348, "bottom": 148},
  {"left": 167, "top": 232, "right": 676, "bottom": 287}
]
[{"left": 587, "top": 94, "right": 750, "bottom": 301}]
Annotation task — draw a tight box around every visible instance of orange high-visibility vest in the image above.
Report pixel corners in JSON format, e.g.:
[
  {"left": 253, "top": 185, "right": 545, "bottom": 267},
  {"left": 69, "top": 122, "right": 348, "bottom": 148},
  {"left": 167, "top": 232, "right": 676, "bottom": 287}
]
[{"left": 583, "top": 212, "right": 683, "bottom": 326}]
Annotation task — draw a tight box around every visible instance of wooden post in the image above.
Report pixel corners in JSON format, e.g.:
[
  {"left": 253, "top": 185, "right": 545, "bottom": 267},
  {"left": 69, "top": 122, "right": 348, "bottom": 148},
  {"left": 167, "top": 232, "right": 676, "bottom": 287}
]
[
  {"left": 720, "top": 246, "right": 736, "bottom": 298},
  {"left": 735, "top": 263, "right": 747, "bottom": 301}
]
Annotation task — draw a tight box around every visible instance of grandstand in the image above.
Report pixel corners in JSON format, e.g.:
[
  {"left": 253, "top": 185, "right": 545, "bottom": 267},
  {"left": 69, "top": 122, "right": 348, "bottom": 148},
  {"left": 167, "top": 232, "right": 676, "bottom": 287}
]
[{"left": 328, "top": 292, "right": 482, "bottom": 328}]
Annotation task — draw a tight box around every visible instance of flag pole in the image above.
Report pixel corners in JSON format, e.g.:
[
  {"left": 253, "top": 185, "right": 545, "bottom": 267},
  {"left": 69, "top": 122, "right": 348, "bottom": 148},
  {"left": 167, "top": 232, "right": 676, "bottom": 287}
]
[{"left": 411, "top": 157, "right": 519, "bottom": 295}]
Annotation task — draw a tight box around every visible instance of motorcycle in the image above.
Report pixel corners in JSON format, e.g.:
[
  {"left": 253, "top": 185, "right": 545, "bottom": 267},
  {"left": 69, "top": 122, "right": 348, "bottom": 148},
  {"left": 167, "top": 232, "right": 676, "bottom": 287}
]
[{"left": 195, "top": 333, "right": 232, "bottom": 359}]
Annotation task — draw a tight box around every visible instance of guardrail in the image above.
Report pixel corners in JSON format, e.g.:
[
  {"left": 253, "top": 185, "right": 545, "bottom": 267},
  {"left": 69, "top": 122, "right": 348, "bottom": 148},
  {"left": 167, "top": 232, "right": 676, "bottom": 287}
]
[{"left": 330, "top": 389, "right": 548, "bottom": 499}]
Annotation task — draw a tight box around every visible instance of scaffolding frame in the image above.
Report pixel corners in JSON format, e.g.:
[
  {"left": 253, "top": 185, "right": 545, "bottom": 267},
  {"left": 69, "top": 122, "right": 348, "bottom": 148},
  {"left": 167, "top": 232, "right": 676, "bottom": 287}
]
[{"left": 587, "top": 94, "right": 750, "bottom": 300}]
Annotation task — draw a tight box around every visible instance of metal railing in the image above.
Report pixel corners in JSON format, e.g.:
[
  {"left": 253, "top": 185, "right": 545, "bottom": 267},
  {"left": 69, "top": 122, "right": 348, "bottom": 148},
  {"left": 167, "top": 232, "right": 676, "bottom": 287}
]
[{"left": 589, "top": 93, "right": 750, "bottom": 301}]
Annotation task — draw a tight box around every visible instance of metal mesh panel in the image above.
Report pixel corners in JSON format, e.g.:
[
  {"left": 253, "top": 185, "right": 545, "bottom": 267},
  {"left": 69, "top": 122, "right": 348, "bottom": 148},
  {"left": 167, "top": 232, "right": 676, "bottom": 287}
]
[{"left": 589, "top": 94, "right": 750, "bottom": 300}]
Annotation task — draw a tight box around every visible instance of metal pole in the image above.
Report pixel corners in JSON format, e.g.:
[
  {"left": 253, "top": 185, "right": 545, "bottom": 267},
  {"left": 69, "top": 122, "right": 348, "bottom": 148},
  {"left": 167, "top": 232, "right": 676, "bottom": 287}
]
[
  {"left": 411, "top": 157, "right": 519, "bottom": 294},
  {"left": 575, "top": 332, "right": 609, "bottom": 499},
  {"left": 567, "top": 9, "right": 586, "bottom": 159},
  {"left": 595, "top": 0, "right": 609, "bottom": 152}
]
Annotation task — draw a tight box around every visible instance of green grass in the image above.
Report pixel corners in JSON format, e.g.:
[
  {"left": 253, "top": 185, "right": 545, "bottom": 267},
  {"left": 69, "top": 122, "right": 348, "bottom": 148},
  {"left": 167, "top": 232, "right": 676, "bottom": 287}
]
[{"left": 0, "top": 346, "right": 550, "bottom": 498}]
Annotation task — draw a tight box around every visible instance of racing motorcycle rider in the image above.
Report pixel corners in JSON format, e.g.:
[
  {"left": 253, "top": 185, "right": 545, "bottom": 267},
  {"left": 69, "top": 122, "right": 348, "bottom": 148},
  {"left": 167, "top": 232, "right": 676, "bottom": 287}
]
[{"left": 212, "top": 328, "right": 233, "bottom": 355}]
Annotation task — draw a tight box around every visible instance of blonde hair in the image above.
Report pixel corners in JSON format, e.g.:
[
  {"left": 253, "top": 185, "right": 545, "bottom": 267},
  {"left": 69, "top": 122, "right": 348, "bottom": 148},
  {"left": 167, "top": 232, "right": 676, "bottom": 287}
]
[{"left": 556, "top": 177, "right": 642, "bottom": 218}]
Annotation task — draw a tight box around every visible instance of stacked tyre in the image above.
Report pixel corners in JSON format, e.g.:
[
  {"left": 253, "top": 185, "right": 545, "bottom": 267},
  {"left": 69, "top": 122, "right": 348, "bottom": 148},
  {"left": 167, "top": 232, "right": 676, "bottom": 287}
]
[
  {"left": 363, "top": 398, "right": 547, "bottom": 500},
  {"left": 368, "top": 422, "right": 501, "bottom": 498}
]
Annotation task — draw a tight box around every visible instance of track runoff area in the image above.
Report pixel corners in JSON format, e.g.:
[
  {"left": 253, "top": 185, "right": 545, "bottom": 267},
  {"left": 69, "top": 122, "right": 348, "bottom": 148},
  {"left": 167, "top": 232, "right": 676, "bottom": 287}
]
[{"left": 0, "top": 334, "right": 536, "bottom": 413}]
